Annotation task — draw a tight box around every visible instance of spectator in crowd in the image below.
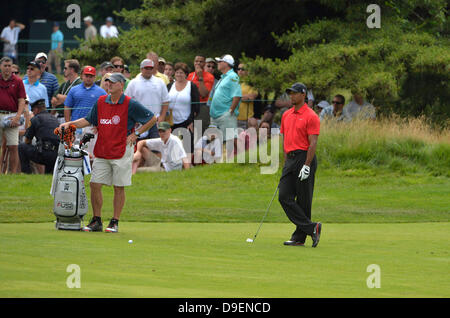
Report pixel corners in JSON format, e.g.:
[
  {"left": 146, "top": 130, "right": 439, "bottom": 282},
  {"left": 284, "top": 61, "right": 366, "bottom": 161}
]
[
  {"left": 210, "top": 54, "right": 242, "bottom": 156},
  {"left": 236, "top": 63, "right": 258, "bottom": 130},
  {"left": 19, "top": 99, "right": 59, "bottom": 174},
  {"left": 95, "top": 61, "right": 114, "bottom": 86},
  {"left": 146, "top": 51, "right": 170, "bottom": 85},
  {"left": 342, "top": 91, "right": 376, "bottom": 122},
  {"left": 158, "top": 57, "right": 166, "bottom": 74},
  {"left": 167, "top": 62, "right": 200, "bottom": 154},
  {"left": 100, "top": 73, "right": 112, "bottom": 93},
  {"left": 125, "top": 59, "right": 170, "bottom": 139},
  {"left": 11, "top": 64, "right": 21, "bottom": 78},
  {"left": 100, "top": 17, "right": 119, "bottom": 38},
  {"left": 193, "top": 124, "right": 222, "bottom": 165},
  {"left": 320, "top": 95, "right": 345, "bottom": 121},
  {"left": 58, "top": 72, "right": 157, "bottom": 233},
  {"left": 0, "top": 56, "right": 26, "bottom": 174},
  {"left": 164, "top": 62, "right": 175, "bottom": 84},
  {"left": 83, "top": 16, "right": 97, "bottom": 41},
  {"left": 32, "top": 52, "right": 59, "bottom": 104},
  {"left": 51, "top": 59, "right": 82, "bottom": 121},
  {"left": 1, "top": 19, "right": 25, "bottom": 64},
  {"left": 123, "top": 65, "right": 131, "bottom": 79},
  {"left": 132, "top": 121, "right": 190, "bottom": 173},
  {"left": 47, "top": 22, "right": 64, "bottom": 75},
  {"left": 187, "top": 55, "right": 215, "bottom": 134},
  {"left": 204, "top": 58, "right": 218, "bottom": 78},
  {"left": 23, "top": 60, "right": 49, "bottom": 108},
  {"left": 315, "top": 100, "right": 331, "bottom": 116},
  {"left": 110, "top": 56, "right": 130, "bottom": 89}
]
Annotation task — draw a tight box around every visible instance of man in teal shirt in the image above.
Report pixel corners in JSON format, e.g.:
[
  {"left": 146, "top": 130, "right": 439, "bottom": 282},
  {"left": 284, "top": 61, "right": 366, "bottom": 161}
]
[
  {"left": 48, "top": 22, "right": 64, "bottom": 75},
  {"left": 210, "top": 54, "right": 241, "bottom": 148}
]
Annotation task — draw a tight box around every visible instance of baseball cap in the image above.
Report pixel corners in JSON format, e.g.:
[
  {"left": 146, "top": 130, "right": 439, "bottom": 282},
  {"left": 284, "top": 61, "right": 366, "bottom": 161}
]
[
  {"left": 30, "top": 99, "right": 46, "bottom": 109},
  {"left": 158, "top": 57, "right": 166, "bottom": 64},
  {"left": 107, "top": 72, "right": 127, "bottom": 83},
  {"left": 82, "top": 66, "right": 96, "bottom": 76},
  {"left": 140, "top": 59, "right": 154, "bottom": 68},
  {"left": 83, "top": 16, "right": 93, "bottom": 23},
  {"left": 215, "top": 54, "right": 234, "bottom": 67},
  {"left": 35, "top": 52, "right": 48, "bottom": 61},
  {"left": 27, "top": 60, "right": 42, "bottom": 69},
  {"left": 286, "top": 82, "right": 307, "bottom": 94},
  {"left": 317, "top": 100, "right": 330, "bottom": 109},
  {"left": 100, "top": 61, "right": 113, "bottom": 70},
  {"left": 106, "top": 17, "right": 113, "bottom": 22},
  {"left": 157, "top": 121, "right": 171, "bottom": 131},
  {"left": 205, "top": 58, "right": 216, "bottom": 64},
  {"left": 53, "top": 22, "right": 60, "bottom": 27}
]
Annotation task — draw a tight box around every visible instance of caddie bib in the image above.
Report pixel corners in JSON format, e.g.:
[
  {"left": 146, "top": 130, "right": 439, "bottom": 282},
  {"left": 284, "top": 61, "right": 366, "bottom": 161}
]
[{"left": 94, "top": 95, "right": 130, "bottom": 159}]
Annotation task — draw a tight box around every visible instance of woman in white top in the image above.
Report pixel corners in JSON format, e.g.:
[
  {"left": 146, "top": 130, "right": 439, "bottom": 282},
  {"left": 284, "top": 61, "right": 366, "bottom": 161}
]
[{"left": 167, "top": 62, "right": 200, "bottom": 153}]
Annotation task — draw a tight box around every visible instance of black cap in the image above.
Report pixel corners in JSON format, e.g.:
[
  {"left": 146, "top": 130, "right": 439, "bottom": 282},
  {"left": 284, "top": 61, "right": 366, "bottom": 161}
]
[
  {"left": 286, "top": 82, "right": 307, "bottom": 94},
  {"left": 27, "top": 60, "right": 43, "bottom": 69},
  {"left": 100, "top": 61, "right": 113, "bottom": 70},
  {"left": 30, "top": 99, "right": 46, "bottom": 108}
]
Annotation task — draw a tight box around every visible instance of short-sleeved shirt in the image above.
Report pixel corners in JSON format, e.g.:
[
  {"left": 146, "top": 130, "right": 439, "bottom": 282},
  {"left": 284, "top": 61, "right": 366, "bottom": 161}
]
[
  {"left": 237, "top": 82, "right": 258, "bottom": 121},
  {"left": 53, "top": 77, "right": 82, "bottom": 116},
  {"left": 280, "top": 103, "right": 320, "bottom": 153},
  {"left": 65, "top": 83, "right": 107, "bottom": 121},
  {"left": 51, "top": 30, "right": 64, "bottom": 50},
  {"left": 1, "top": 26, "right": 21, "bottom": 46},
  {"left": 85, "top": 93, "right": 154, "bottom": 136},
  {"left": 23, "top": 79, "right": 49, "bottom": 109},
  {"left": 0, "top": 74, "right": 26, "bottom": 112},
  {"left": 342, "top": 100, "right": 376, "bottom": 122},
  {"left": 188, "top": 71, "right": 215, "bottom": 103},
  {"left": 210, "top": 69, "right": 242, "bottom": 119},
  {"left": 145, "top": 134, "right": 187, "bottom": 171}
]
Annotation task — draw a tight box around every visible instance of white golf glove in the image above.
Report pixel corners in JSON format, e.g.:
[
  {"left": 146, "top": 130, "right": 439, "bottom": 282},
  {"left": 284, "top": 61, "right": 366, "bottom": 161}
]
[{"left": 298, "top": 165, "right": 310, "bottom": 181}]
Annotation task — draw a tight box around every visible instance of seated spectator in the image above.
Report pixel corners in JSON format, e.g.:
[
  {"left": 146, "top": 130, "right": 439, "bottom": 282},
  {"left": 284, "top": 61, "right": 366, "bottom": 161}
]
[
  {"left": 23, "top": 60, "right": 49, "bottom": 109},
  {"left": 237, "top": 63, "right": 259, "bottom": 130},
  {"left": 343, "top": 91, "right": 376, "bottom": 122},
  {"left": 193, "top": 124, "right": 222, "bottom": 165},
  {"left": 132, "top": 121, "right": 190, "bottom": 173},
  {"left": 167, "top": 62, "right": 200, "bottom": 154},
  {"left": 314, "top": 100, "right": 330, "bottom": 115},
  {"left": 320, "top": 94, "right": 345, "bottom": 121}
]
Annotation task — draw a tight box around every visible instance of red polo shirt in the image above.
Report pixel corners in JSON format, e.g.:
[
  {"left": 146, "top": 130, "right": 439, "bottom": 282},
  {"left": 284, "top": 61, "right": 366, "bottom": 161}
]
[
  {"left": 0, "top": 74, "right": 26, "bottom": 112},
  {"left": 188, "top": 71, "right": 214, "bottom": 103},
  {"left": 280, "top": 103, "right": 320, "bottom": 153}
]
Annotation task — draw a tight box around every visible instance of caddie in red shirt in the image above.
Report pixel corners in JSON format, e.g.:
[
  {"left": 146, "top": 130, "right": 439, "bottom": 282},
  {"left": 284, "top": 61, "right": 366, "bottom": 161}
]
[
  {"left": 278, "top": 82, "right": 322, "bottom": 248},
  {"left": 59, "top": 73, "right": 157, "bottom": 233}
]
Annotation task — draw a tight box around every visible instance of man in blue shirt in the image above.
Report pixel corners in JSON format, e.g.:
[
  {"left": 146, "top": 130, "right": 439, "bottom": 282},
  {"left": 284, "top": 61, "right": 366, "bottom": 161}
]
[
  {"left": 210, "top": 54, "right": 241, "bottom": 156},
  {"left": 23, "top": 61, "right": 49, "bottom": 108},
  {"left": 48, "top": 22, "right": 64, "bottom": 74}
]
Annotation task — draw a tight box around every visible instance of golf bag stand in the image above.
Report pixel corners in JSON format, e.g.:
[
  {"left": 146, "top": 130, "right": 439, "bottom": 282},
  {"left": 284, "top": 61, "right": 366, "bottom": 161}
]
[{"left": 52, "top": 127, "right": 94, "bottom": 230}]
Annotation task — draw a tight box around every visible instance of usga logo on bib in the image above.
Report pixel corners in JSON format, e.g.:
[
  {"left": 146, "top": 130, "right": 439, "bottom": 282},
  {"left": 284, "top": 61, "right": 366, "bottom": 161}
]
[
  {"left": 112, "top": 115, "right": 121, "bottom": 125},
  {"left": 100, "top": 116, "right": 121, "bottom": 125}
]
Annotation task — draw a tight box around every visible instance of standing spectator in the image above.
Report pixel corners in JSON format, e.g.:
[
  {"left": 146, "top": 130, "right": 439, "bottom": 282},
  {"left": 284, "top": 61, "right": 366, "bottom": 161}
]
[
  {"left": 236, "top": 63, "right": 258, "bottom": 130},
  {"left": 11, "top": 64, "right": 21, "bottom": 78},
  {"left": 146, "top": 51, "right": 170, "bottom": 85},
  {"left": 58, "top": 72, "right": 157, "bottom": 233},
  {"left": 132, "top": 122, "right": 190, "bottom": 173},
  {"left": 164, "top": 62, "right": 175, "bottom": 84},
  {"left": 210, "top": 54, "right": 242, "bottom": 156},
  {"left": 83, "top": 16, "right": 97, "bottom": 41},
  {"left": 23, "top": 60, "right": 49, "bottom": 108},
  {"left": 32, "top": 52, "right": 59, "bottom": 104},
  {"left": 1, "top": 19, "right": 25, "bottom": 64},
  {"left": 110, "top": 56, "right": 130, "bottom": 89},
  {"left": 342, "top": 92, "right": 376, "bottom": 122},
  {"left": 100, "top": 17, "right": 119, "bottom": 39},
  {"left": 0, "top": 56, "right": 26, "bottom": 174},
  {"left": 278, "top": 82, "right": 322, "bottom": 248},
  {"left": 167, "top": 62, "right": 200, "bottom": 153},
  {"left": 158, "top": 57, "right": 166, "bottom": 74},
  {"left": 204, "top": 58, "right": 218, "bottom": 78},
  {"left": 51, "top": 59, "right": 82, "bottom": 121},
  {"left": 47, "top": 22, "right": 64, "bottom": 75},
  {"left": 123, "top": 65, "right": 131, "bottom": 79},
  {"left": 188, "top": 55, "right": 215, "bottom": 133},
  {"left": 125, "top": 59, "right": 170, "bottom": 139},
  {"left": 95, "top": 61, "right": 114, "bottom": 86}
]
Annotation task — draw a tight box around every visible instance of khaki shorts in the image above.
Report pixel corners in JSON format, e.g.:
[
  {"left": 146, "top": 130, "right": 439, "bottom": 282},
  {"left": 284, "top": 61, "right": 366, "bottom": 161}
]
[
  {"left": 210, "top": 112, "right": 238, "bottom": 141},
  {"left": 0, "top": 113, "right": 19, "bottom": 146},
  {"left": 90, "top": 144, "right": 134, "bottom": 187}
]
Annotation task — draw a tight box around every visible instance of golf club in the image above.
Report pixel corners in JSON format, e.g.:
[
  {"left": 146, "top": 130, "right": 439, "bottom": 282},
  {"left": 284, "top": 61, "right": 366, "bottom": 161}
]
[{"left": 247, "top": 186, "right": 279, "bottom": 243}]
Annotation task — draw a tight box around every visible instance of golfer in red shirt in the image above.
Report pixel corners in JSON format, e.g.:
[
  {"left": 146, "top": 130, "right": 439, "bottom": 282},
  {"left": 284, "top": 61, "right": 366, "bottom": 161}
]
[{"left": 278, "top": 83, "right": 322, "bottom": 247}]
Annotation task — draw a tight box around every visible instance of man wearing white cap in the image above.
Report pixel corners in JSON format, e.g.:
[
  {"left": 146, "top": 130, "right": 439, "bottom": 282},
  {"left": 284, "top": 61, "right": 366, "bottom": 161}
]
[
  {"left": 125, "top": 59, "right": 170, "bottom": 139},
  {"left": 209, "top": 54, "right": 241, "bottom": 155},
  {"left": 83, "top": 16, "right": 97, "bottom": 41}
]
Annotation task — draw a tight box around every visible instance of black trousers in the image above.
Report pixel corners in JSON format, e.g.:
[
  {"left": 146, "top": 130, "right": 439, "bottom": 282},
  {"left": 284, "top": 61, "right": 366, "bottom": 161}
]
[
  {"left": 278, "top": 150, "right": 317, "bottom": 243},
  {"left": 19, "top": 143, "right": 57, "bottom": 174}
]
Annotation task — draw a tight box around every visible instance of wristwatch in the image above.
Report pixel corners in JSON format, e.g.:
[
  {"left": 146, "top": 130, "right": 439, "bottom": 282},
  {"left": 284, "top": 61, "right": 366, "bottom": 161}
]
[{"left": 135, "top": 130, "right": 141, "bottom": 137}]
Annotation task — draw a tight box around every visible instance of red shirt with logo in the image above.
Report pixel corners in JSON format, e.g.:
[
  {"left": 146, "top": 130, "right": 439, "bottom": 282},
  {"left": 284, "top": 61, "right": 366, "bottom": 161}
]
[
  {"left": 280, "top": 103, "right": 320, "bottom": 153},
  {"left": 0, "top": 74, "right": 26, "bottom": 112}
]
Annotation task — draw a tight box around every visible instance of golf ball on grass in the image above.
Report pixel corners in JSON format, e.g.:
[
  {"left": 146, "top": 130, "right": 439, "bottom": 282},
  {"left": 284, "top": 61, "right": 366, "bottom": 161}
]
[
  {"left": 246, "top": 238, "right": 253, "bottom": 243},
  {"left": 128, "top": 240, "right": 133, "bottom": 244}
]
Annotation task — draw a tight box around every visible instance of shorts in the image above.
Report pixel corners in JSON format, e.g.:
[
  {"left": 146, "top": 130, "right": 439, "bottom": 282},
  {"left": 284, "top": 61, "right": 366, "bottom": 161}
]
[
  {"left": 90, "top": 144, "right": 134, "bottom": 187},
  {"left": 0, "top": 113, "right": 19, "bottom": 146},
  {"left": 210, "top": 112, "right": 238, "bottom": 141}
]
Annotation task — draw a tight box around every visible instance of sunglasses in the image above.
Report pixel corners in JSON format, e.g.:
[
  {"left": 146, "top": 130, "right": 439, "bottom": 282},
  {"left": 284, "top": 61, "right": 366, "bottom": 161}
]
[
  {"left": 12, "top": 71, "right": 19, "bottom": 75},
  {"left": 237, "top": 68, "right": 245, "bottom": 71},
  {"left": 113, "top": 65, "right": 124, "bottom": 69},
  {"left": 143, "top": 67, "right": 154, "bottom": 70},
  {"left": 27, "top": 67, "right": 36, "bottom": 71},
  {"left": 332, "top": 101, "right": 343, "bottom": 105}
]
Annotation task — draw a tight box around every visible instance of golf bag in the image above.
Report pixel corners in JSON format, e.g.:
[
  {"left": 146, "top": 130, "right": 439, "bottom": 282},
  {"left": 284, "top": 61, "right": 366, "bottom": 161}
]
[{"left": 51, "top": 126, "right": 94, "bottom": 230}]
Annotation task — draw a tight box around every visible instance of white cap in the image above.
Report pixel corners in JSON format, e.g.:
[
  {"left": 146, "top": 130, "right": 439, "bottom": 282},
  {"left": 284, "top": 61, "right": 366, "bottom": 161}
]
[
  {"left": 215, "top": 54, "right": 234, "bottom": 67},
  {"left": 317, "top": 100, "right": 331, "bottom": 109},
  {"left": 140, "top": 59, "right": 155, "bottom": 68},
  {"left": 83, "top": 16, "right": 93, "bottom": 23},
  {"left": 35, "top": 52, "right": 48, "bottom": 61}
]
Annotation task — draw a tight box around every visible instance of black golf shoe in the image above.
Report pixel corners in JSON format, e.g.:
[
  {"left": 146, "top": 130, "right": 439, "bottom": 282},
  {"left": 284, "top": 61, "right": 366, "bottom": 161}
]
[
  {"left": 82, "top": 217, "right": 103, "bottom": 232},
  {"left": 105, "top": 218, "right": 119, "bottom": 233},
  {"left": 311, "top": 222, "right": 322, "bottom": 248},
  {"left": 283, "top": 240, "right": 305, "bottom": 247}
]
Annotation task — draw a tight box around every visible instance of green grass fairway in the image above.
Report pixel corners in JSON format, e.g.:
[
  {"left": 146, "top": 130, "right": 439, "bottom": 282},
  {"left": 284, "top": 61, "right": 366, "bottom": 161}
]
[{"left": 0, "top": 222, "right": 448, "bottom": 298}]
